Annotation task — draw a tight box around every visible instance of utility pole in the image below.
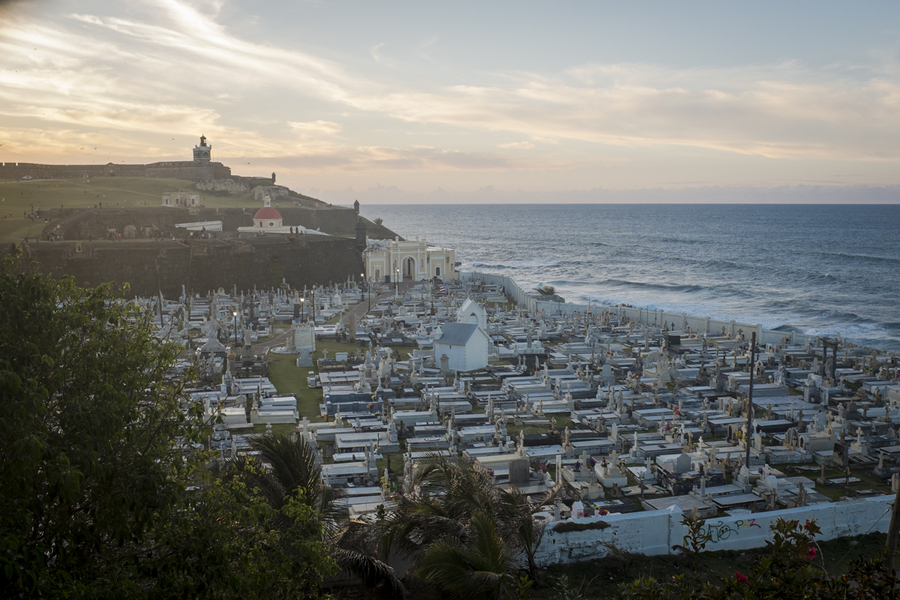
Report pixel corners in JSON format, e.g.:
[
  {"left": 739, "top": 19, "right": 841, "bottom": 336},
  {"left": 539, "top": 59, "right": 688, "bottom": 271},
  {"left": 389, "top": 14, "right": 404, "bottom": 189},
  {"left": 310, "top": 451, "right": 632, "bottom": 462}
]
[
  {"left": 745, "top": 331, "right": 756, "bottom": 470},
  {"left": 887, "top": 480, "right": 900, "bottom": 566}
]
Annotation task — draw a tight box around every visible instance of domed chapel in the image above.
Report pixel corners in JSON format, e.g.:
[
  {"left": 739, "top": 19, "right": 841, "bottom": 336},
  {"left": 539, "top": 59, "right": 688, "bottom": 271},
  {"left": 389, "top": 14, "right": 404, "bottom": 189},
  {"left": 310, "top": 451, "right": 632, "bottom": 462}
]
[{"left": 253, "top": 197, "right": 283, "bottom": 228}]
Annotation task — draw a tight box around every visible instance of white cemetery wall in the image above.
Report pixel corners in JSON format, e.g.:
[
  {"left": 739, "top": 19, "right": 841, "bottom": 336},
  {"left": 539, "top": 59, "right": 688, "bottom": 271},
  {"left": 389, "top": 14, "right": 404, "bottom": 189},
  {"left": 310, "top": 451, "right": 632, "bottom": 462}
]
[
  {"left": 461, "top": 271, "right": 817, "bottom": 348},
  {"left": 532, "top": 495, "right": 892, "bottom": 568}
]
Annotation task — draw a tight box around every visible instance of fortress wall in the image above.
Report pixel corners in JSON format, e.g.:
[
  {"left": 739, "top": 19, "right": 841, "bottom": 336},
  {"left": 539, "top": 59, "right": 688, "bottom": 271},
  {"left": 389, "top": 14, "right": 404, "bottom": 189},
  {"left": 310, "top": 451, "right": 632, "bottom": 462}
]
[
  {"left": 275, "top": 206, "right": 360, "bottom": 234},
  {"left": 48, "top": 206, "right": 366, "bottom": 241},
  {"left": 18, "top": 236, "right": 363, "bottom": 298},
  {"left": 0, "top": 161, "right": 230, "bottom": 181}
]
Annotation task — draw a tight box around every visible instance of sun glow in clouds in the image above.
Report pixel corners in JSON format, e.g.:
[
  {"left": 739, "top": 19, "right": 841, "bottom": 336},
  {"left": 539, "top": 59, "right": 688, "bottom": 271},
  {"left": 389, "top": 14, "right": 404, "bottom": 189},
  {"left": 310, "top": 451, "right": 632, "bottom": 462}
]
[{"left": 1, "top": 0, "right": 899, "bottom": 202}]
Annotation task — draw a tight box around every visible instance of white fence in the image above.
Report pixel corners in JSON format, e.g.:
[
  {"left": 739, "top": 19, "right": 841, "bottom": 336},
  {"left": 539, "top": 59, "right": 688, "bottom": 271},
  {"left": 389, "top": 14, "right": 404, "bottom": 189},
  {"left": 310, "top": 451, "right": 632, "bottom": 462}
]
[
  {"left": 460, "top": 271, "right": 819, "bottom": 348},
  {"left": 533, "top": 495, "right": 893, "bottom": 567}
]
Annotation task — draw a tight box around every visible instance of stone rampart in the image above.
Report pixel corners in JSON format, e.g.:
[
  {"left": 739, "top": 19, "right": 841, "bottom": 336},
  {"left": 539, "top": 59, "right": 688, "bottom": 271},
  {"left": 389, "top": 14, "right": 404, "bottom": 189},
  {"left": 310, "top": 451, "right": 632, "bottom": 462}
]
[
  {"left": 0, "top": 161, "right": 231, "bottom": 181},
  {"left": 42, "top": 205, "right": 368, "bottom": 241},
  {"left": 18, "top": 236, "right": 364, "bottom": 298}
]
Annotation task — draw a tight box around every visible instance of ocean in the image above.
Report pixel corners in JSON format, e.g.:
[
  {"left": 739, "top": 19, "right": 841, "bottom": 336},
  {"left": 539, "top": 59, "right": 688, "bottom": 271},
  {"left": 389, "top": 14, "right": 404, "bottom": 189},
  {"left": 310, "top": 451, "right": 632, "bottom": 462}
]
[{"left": 360, "top": 204, "right": 900, "bottom": 352}]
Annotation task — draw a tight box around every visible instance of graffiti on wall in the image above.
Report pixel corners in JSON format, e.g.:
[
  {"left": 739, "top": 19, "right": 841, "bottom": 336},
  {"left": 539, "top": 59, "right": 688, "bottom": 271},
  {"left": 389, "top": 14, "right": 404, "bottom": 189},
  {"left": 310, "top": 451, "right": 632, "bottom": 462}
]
[{"left": 702, "top": 518, "right": 762, "bottom": 543}]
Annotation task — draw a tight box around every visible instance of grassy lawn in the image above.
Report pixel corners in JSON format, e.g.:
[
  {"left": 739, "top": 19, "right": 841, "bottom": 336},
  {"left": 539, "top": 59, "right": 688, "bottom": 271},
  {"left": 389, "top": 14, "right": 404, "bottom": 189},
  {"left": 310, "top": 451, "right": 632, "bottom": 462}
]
[
  {"left": 267, "top": 355, "right": 322, "bottom": 419},
  {"left": 0, "top": 177, "right": 339, "bottom": 242},
  {"left": 0, "top": 177, "right": 260, "bottom": 242},
  {"left": 265, "top": 338, "right": 419, "bottom": 421},
  {"left": 778, "top": 463, "right": 892, "bottom": 500}
]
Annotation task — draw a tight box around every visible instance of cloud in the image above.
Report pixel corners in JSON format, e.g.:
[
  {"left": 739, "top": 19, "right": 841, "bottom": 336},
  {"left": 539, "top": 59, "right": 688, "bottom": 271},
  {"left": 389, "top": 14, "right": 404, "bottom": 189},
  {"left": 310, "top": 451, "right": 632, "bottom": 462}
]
[
  {"left": 288, "top": 120, "right": 342, "bottom": 136},
  {"left": 499, "top": 141, "right": 535, "bottom": 149},
  {"left": 1, "top": 0, "right": 900, "bottom": 186}
]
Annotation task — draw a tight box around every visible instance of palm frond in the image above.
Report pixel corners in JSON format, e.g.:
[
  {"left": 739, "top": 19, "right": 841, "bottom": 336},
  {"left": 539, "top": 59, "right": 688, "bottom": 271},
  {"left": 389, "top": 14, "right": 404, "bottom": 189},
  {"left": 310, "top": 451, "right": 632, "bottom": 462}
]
[{"left": 332, "top": 546, "right": 407, "bottom": 599}]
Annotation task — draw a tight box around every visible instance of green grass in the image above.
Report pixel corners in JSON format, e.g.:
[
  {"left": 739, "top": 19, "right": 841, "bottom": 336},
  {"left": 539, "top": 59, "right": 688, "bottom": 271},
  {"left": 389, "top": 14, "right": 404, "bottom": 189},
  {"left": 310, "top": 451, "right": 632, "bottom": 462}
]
[
  {"left": 0, "top": 177, "right": 260, "bottom": 242},
  {"left": 267, "top": 355, "right": 322, "bottom": 419},
  {"left": 777, "top": 463, "right": 892, "bottom": 501},
  {"left": 266, "top": 338, "right": 400, "bottom": 420}
]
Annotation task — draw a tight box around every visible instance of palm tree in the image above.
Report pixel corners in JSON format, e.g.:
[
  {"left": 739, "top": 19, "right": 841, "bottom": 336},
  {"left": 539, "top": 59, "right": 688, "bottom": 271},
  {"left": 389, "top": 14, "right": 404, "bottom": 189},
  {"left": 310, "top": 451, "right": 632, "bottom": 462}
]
[
  {"left": 243, "top": 432, "right": 406, "bottom": 599},
  {"left": 246, "top": 431, "right": 345, "bottom": 524},
  {"left": 416, "top": 511, "right": 519, "bottom": 600},
  {"left": 379, "top": 454, "right": 556, "bottom": 595}
]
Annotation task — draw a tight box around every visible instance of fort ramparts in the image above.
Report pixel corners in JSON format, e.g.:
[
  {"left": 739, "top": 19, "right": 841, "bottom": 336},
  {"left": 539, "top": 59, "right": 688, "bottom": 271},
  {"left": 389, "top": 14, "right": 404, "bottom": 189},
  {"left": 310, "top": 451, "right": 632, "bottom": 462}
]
[
  {"left": 20, "top": 235, "right": 364, "bottom": 298},
  {"left": 0, "top": 160, "right": 235, "bottom": 182},
  {"left": 3, "top": 140, "right": 397, "bottom": 295}
]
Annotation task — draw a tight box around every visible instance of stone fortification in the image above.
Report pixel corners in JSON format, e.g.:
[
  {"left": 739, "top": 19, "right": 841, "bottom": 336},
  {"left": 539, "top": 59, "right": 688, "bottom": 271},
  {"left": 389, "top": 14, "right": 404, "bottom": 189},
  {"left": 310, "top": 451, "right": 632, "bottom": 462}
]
[
  {"left": 42, "top": 205, "right": 394, "bottom": 241},
  {"left": 0, "top": 161, "right": 232, "bottom": 181},
  {"left": 18, "top": 236, "right": 363, "bottom": 298},
  {"left": 194, "top": 176, "right": 279, "bottom": 195}
]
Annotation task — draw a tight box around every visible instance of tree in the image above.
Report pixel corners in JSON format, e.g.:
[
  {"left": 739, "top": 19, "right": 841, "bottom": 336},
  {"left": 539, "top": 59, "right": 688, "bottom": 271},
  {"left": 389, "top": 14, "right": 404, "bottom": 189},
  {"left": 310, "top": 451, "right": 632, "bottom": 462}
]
[
  {"left": 0, "top": 261, "right": 336, "bottom": 599},
  {"left": 0, "top": 259, "right": 206, "bottom": 597},
  {"left": 416, "top": 511, "right": 520, "bottom": 600},
  {"left": 621, "top": 518, "right": 900, "bottom": 600},
  {"left": 243, "top": 432, "right": 407, "bottom": 599},
  {"left": 379, "top": 454, "right": 551, "bottom": 597},
  {"left": 149, "top": 469, "right": 336, "bottom": 600}
]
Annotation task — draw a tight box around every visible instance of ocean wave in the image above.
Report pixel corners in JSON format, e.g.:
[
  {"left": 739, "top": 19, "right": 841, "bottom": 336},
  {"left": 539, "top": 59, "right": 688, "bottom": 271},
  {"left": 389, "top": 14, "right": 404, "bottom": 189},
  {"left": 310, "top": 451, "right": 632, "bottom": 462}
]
[
  {"left": 814, "top": 251, "right": 900, "bottom": 266},
  {"left": 599, "top": 278, "right": 705, "bottom": 293},
  {"left": 657, "top": 236, "right": 712, "bottom": 245},
  {"left": 469, "top": 259, "right": 560, "bottom": 270}
]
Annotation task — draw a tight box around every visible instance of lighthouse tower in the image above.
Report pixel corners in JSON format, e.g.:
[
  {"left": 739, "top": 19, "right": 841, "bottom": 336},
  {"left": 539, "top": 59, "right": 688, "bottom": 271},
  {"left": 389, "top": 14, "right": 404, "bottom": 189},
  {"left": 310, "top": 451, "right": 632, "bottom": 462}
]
[{"left": 193, "top": 135, "right": 212, "bottom": 162}]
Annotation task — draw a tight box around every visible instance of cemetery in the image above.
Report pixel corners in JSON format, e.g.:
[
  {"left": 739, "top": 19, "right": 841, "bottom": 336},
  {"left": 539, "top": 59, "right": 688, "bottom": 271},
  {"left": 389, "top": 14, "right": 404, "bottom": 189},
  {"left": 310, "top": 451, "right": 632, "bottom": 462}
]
[{"left": 147, "top": 263, "right": 900, "bottom": 568}]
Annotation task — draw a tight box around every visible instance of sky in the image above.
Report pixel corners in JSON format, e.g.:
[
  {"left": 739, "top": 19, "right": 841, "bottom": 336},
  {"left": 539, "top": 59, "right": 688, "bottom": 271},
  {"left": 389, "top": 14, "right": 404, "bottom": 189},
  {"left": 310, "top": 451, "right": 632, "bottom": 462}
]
[{"left": 1, "top": 0, "right": 900, "bottom": 204}]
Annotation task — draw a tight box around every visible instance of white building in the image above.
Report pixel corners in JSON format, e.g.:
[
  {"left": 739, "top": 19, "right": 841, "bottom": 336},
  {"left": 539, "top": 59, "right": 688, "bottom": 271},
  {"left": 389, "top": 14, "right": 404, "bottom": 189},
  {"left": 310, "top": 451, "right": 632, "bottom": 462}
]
[
  {"left": 456, "top": 298, "right": 487, "bottom": 331},
  {"left": 364, "top": 237, "right": 458, "bottom": 283},
  {"left": 433, "top": 323, "right": 490, "bottom": 372},
  {"left": 162, "top": 191, "right": 200, "bottom": 207}
]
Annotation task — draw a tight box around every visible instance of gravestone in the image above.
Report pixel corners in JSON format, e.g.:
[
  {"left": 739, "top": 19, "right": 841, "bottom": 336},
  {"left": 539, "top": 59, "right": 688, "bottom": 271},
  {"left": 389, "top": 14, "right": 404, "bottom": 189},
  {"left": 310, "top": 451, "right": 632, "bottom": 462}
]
[{"left": 508, "top": 458, "right": 530, "bottom": 486}]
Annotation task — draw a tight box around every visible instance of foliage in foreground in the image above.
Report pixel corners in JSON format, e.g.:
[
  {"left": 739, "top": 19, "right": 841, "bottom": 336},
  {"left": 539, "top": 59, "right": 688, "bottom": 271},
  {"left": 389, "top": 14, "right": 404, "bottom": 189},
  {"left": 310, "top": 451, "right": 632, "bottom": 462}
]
[
  {"left": 0, "top": 259, "right": 335, "bottom": 599},
  {"left": 619, "top": 518, "right": 899, "bottom": 600},
  {"left": 379, "top": 454, "right": 550, "bottom": 599},
  {"left": 240, "top": 432, "right": 406, "bottom": 599}
]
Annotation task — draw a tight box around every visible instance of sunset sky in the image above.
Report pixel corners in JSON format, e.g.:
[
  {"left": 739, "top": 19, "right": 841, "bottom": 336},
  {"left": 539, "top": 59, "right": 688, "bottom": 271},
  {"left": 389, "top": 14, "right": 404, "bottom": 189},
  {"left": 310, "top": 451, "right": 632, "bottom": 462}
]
[{"left": 1, "top": 0, "right": 899, "bottom": 203}]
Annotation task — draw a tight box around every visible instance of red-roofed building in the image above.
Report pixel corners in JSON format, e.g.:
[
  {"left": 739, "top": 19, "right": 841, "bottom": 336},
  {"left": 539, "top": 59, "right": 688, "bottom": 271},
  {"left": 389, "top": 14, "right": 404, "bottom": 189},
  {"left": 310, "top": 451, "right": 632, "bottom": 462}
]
[{"left": 253, "top": 198, "right": 283, "bottom": 228}]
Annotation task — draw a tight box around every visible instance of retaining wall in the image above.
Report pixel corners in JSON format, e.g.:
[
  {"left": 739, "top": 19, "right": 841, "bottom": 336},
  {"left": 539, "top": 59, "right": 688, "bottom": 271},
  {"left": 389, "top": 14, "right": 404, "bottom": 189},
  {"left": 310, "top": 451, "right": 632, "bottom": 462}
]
[
  {"left": 534, "top": 495, "right": 893, "bottom": 567},
  {"left": 18, "top": 236, "right": 364, "bottom": 298}
]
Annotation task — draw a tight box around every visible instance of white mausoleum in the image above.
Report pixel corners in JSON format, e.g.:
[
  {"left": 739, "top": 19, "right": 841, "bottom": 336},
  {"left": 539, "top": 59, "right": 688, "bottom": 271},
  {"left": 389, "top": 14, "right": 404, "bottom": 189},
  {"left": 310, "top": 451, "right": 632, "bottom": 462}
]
[
  {"left": 433, "top": 323, "right": 490, "bottom": 372},
  {"left": 433, "top": 298, "right": 490, "bottom": 372},
  {"left": 364, "top": 237, "right": 458, "bottom": 283}
]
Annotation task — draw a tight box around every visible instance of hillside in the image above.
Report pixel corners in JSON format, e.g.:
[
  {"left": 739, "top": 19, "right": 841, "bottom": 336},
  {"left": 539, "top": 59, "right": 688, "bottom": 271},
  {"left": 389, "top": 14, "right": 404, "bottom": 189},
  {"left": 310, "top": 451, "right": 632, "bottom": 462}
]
[{"left": 0, "top": 177, "right": 398, "bottom": 242}]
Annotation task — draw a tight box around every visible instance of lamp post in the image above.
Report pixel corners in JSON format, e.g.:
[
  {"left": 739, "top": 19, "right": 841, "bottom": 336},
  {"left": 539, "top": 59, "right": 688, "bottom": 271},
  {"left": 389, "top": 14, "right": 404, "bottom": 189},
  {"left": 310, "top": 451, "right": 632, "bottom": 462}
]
[
  {"left": 361, "top": 273, "right": 369, "bottom": 313},
  {"left": 300, "top": 297, "right": 305, "bottom": 322},
  {"left": 395, "top": 267, "right": 400, "bottom": 298},
  {"left": 232, "top": 310, "right": 239, "bottom": 348}
]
